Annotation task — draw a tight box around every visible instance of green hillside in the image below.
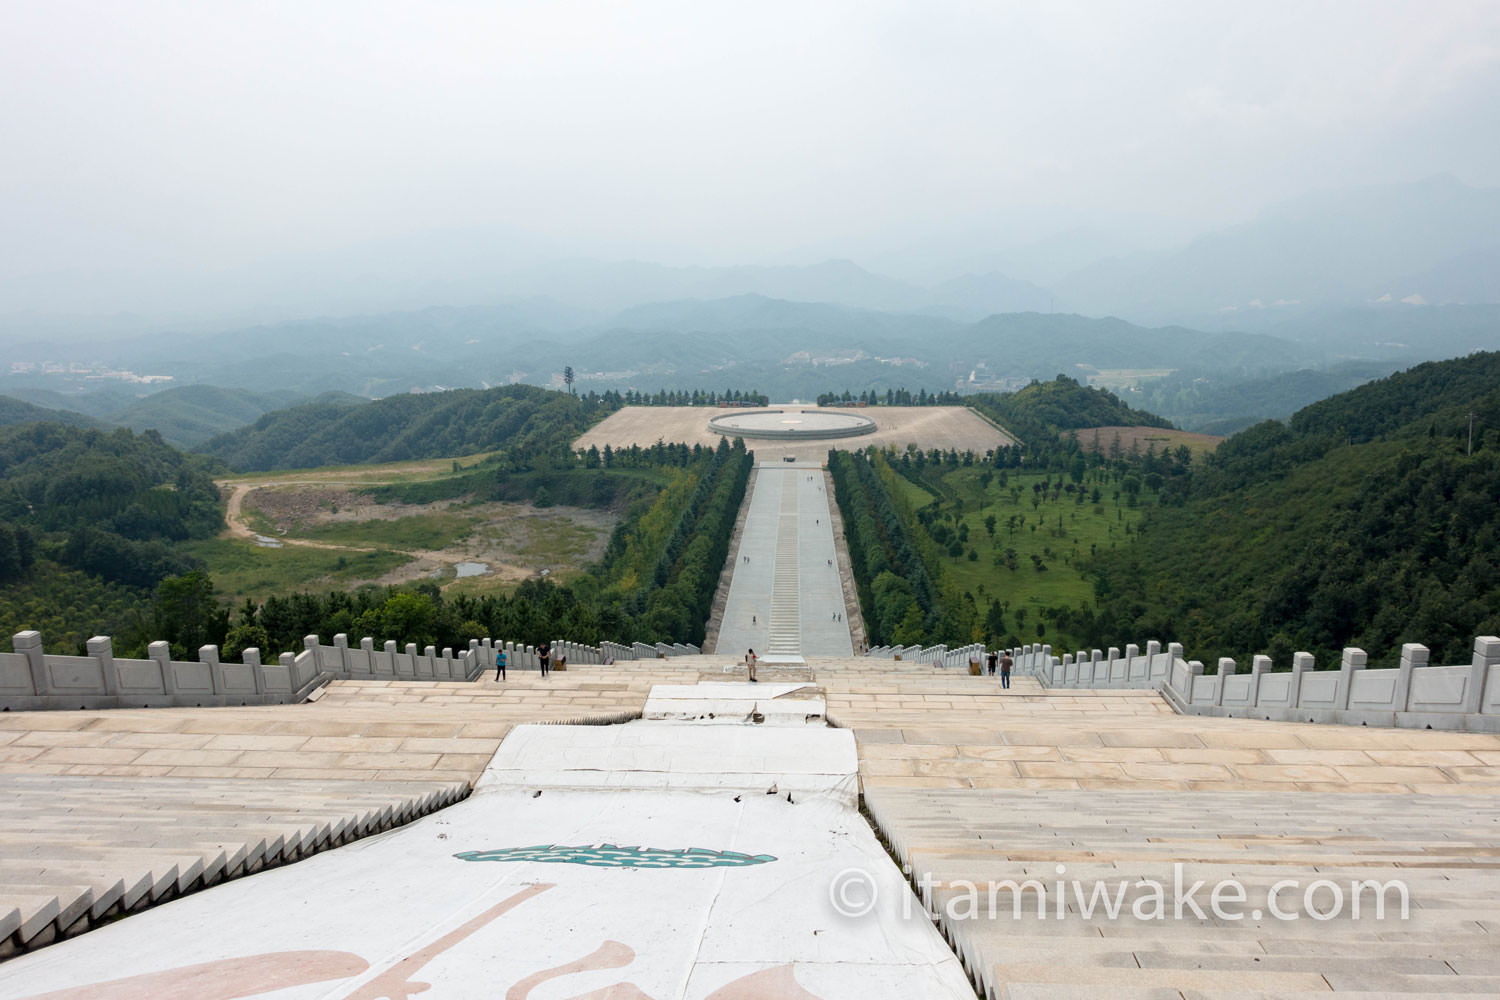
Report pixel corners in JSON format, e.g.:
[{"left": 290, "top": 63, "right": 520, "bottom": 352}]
[
  {"left": 968, "top": 375, "right": 1174, "bottom": 443},
  {"left": 0, "top": 423, "right": 226, "bottom": 652},
  {"left": 1086, "top": 352, "right": 1500, "bottom": 666},
  {"left": 110, "top": 384, "right": 313, "bottom": 448},
  {"left": 0, "top": 396, "right": 99, "bottom": 430},
  {"left": 201, "top": 384, "right": 611, "bottom": 472}
]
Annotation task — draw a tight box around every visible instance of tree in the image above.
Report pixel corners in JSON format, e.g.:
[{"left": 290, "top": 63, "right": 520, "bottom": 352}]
[
  {"left": 153, "top": 571, "right": 229, "bottom": 659},
  {"left": 222, "top": 622, "right": 270, "bottom": 661},
  {"left": 563, "top": 366, "right": 575, "bottom": 394}
]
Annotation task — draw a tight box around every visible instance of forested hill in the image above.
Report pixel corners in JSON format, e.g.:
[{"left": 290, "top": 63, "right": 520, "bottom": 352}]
[
  {"left": 968, "top": 375, "right": 1173, "bottom": 444},
  {"left": 0, "top": 395, "right": 99, "bottom": 430},
  {"left": 0, "top": 423, "right": 220, "bottom": 587},
  {"left": 1087, "top": 351, "right": 1500, "bottom": 666},
  {"left": 201, "top": 385, "right": 618, "bottom": 472}
]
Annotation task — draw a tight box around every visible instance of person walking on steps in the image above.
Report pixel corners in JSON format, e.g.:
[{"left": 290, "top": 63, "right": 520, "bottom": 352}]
[
  {"left": 1000, "top": 651, "right": 1013, "bottom": 689},
  {"left": 986, "top": 649, "right": 997, "bottom": 676},
  {"left": 538, "top": 642, "right": 551, "bottom": 678},
  {"left": 495, "top": 647, "right": 507, "bottom": 682},
  {"left": 745, "top": 648, "right": 758, "bottom": 683}
]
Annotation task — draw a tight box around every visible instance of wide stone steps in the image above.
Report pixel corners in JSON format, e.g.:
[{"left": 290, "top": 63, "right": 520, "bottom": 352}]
[
  {"left": 767, "top": 472, "right": 802, "bottom": 655},
  {"left": 865, "top": 787, "right": 1500, "bottom": 999},
  {"left": 0, "top": 774, "right": 467, "bottom": 957}
]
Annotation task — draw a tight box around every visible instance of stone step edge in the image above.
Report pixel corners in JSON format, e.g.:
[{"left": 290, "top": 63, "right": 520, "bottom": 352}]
[{"left": 0, "top": 780, "right": 470, "bottom": 962}]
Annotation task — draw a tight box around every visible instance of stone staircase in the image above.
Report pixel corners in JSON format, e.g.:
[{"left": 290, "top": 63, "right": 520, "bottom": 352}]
[
  {"left": 0, "top": 774, "right": 467, "bottom": 956},
  {"left": 767, "top": 471, "right": 802, "bottom": 655},
  {"left": 866, "top": 787, "right": 1500, "bottom": 998}
]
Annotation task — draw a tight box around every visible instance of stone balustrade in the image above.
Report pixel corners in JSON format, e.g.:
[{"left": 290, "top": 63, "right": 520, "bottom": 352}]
[
  {"left": 2, "top": 632, "right": 705, "bottom": 710},
  {"left": 2, "top": 630, "right": 479, "bottom": 711},
  {"left": 478, "top": 638, "right": 699, "bottom": 672},
  {"left": 861, "top": 642, "right": 986, "bottom": 668},
  {"left": 1011, "top": 636, "right": 1500, "bottom": 733},
  {"left": 2, "top": 630, "right": 706, "bottom": 710}
]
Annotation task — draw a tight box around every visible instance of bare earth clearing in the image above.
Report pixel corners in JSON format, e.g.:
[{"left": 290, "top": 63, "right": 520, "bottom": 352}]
[
  {"left": 576, "top": 404, "right": 1016, "bottom": 461},
  {"left": 220, "top": 479, "right": 616, "bottom": 589},
  {"left": 1076, "top": 424, "right": 1223, "bottom": 457}
]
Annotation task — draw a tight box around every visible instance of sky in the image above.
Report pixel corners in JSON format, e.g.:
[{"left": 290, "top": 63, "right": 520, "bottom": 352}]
[{"left": 2, "top": 0, "right": 1498, "bottom": 318}]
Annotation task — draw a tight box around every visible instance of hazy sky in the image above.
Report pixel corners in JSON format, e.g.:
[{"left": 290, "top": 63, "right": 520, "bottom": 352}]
[{"left": 3, "top": 1, "right": 1498, "bottom": 297}]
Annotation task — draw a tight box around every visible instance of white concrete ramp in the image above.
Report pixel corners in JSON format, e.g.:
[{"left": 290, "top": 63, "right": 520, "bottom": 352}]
[
  {"left": 479, "top": 720, "right": 854, "bottom": 802},
  {"left": 644, "top": 681, "right": 826, "bottom": 727},
  {"left": 0, "top": 701, "right": 974, "bottom": 999}
]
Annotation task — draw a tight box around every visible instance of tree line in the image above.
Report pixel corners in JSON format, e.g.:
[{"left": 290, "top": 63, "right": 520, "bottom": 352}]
[
  {"left": 815, "top": 388, "right": 964, "bottom": 406},
  {"left": 828, "top": 449, "right": 946, "bottom": 645},
  {"left": 605, "top": 389, "right": 768, "bottom": 407}
]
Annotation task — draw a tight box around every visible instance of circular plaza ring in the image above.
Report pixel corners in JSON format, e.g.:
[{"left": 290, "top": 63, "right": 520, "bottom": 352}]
[{"left": 706, "top": 409, "right": 877, "bottom": 441}]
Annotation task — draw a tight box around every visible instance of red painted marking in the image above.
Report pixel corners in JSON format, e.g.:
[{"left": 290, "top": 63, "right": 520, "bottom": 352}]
[
  {"left": 705, "top": 965, "right": 822, "bottom": 1000},
  {"left": 505, "top": 939, "right": 639, "bottom": 999},
  {"left": 14, "top": 950, "right": 370, "bottom": 1000},
  {"left": 346, "top": 882, "right": 556, "bottom": 1000}
]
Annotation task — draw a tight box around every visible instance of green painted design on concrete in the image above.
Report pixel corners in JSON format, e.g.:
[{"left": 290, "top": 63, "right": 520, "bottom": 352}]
[{"left": 454, "top": 844, "right": 777, "bottom": 868}]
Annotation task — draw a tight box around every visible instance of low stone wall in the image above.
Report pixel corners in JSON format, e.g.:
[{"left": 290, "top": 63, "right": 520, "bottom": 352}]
[
  {"left": 1012, "top": 636, "right": 1500, "bottom": 733},
  {"left": 1, "top": 632, "right": 708, "bottom": 710},
  {"left": 863, "top": 642, "right": 986, "bottom": 667},
  {"left": 480, "top": 638, "right": 698, "bottom": 671},
  {"left": 2, "top": 630, "right": 482, "bottom": 711},
  {"left": 3, "top": 631, "right": 706, "bottom": 709}
]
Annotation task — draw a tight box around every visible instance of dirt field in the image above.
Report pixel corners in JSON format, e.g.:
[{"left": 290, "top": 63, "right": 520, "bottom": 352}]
[
  {"left": 575, "top": 405, "right": 1016, "bottom": 462},
  {"left": 230, "top": 484, "right": 616, "bottom": 588},
  {"left": 1075, "top": 425, "right": 1224, "bottom": 457}
]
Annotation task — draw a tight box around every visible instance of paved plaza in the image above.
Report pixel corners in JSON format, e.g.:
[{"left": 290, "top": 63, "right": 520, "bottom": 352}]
[{"left": 575, "top": 404, "right": 1014, "bottom": 464}]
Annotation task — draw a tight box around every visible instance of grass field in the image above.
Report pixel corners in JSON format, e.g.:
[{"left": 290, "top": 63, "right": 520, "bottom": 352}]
[
  {"left": 183, "top": 538, "right": 412, "bottom": 604},
  {"left": 298, "top": 511, "right": 479, "bottom": 550},
  {"left": 894, "top": 466, "right": 1145, "bottom": 648}
]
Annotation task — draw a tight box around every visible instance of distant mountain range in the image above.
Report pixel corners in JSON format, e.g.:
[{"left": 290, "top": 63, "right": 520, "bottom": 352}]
[
  {"left": 1052, "top": 175, "right": 1500, "bottom": 325},
  {"left": 3, "top": 176, "right": 1495, "bottom": 341},
  {"left": 5, "top": 174, "right": 1500, "bottom": 446},
  {"left": 1, "top": 385, "right": 310, "bottom": 448}
]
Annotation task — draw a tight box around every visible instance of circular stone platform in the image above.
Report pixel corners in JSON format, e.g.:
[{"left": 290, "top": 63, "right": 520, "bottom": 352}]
[{"left": 707, "top": 409, "right": 877, "bottom": 440}]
